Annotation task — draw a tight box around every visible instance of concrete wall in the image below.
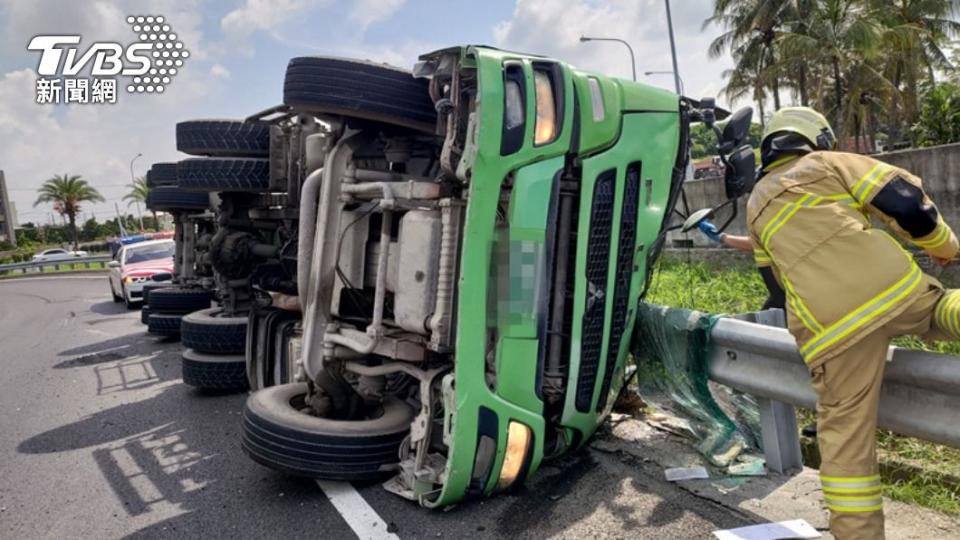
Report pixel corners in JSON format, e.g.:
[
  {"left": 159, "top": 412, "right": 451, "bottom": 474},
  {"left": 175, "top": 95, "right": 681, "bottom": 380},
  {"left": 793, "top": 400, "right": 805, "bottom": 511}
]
[
  {"left": 668, "top": 143, "right": 960, "bottom": 248},
  {"left": 874, "top": 143, "right": 960, "bottom": 228}
]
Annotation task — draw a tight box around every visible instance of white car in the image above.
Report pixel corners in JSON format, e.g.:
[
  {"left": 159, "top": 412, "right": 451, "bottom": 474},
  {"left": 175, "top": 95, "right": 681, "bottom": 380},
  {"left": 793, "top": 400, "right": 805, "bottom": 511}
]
[
  {"left": 107, "top": 239, "right": 175, "bottom": 308},
  {"left": 32, "top": 248, "right": 88, "bottom": 262}
]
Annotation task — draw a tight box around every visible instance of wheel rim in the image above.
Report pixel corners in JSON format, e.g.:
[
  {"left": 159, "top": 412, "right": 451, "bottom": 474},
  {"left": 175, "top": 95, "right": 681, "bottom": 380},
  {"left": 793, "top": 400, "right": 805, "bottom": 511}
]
[{"left": 288, "top": 392, "right": 386, "bottom": 422}]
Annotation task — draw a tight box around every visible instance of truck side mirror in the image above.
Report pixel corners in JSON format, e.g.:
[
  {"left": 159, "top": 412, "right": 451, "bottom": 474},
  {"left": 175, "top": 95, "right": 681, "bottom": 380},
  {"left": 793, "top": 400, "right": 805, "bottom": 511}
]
[
  {"left": 719, "top": 107, "right": 753, "bottom": 154},
  {"left": 724, "top": 144, "right": 756, "bottom": 199}
]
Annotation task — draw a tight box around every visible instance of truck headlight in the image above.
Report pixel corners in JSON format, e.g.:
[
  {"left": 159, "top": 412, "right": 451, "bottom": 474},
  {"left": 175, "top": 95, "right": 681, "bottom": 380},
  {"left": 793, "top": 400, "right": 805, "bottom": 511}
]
[
  {"left": 496, "top": 421, "right": 532, "bottom": 490},
  {"left": 534, "top": 70, "right": 557, "bottom": 145}
]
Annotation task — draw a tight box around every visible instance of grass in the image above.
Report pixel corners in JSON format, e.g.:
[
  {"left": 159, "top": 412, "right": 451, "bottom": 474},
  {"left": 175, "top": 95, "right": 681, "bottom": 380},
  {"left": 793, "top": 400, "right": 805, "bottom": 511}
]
[{"left": 646, "top": 259, "right": 960, "bottom": 516}]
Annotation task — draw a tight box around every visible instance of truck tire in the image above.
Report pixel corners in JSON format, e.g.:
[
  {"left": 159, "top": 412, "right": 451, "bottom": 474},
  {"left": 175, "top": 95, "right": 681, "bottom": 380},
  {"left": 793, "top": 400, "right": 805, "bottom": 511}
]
[
  {"left": 147, "top": 312, "right": 182, "bottom": 337},
  {"left": 177, "top": 158, "right": 270, "bottom": 192},
  {"left": 142, "top": 283, "right": 171, "bottom": 305},
  {"left": 181, "top": 307, "right": 247, "bottom": 354},
  {"left": 146, "top": 187, "right": 210, "bottom": 211},
  {"left": 181, "top": 348, "right": 248, "bottom": 391},
  {"left": 146, "top": 163, "right": 178, "bottom": 188},
  {"left": 147, "top": 287, "right": 213, "bottom": 314},
  {"left": 242, "top": 383, "right": 414, "bottom": 481},
  {"left": 176, "top": 120, "right": 271, "bottom": 158},
  {"left": 141, "top": 305, "right": 151, "bottom": 325},
  {"left": 283, "top": 57, "right": 436, "bottom": 133}
]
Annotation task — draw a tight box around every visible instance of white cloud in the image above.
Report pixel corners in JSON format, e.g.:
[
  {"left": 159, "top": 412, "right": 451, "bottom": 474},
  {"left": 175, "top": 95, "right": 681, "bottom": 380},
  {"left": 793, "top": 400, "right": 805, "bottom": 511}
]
[
  {"left": 221, "top": 0, "right": 328, "bottom": 40},
  {"left": 210, "top": 63, "right": 231, "bottom": 79},
  {"left": 0, "top": 1, "right": 249, "bottom": 224},
  {"left": 493, "top": 0, "right": 737, "bottom": 107},
  {"left": 349, "top": 0, "right": 406, "bottom": 29}
]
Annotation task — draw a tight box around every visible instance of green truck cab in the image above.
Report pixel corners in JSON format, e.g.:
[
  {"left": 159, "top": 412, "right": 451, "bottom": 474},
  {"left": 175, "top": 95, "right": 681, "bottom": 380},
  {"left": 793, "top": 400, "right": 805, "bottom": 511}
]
[
  {"left": 240, "top": 45, "right": 751, "bottom": 507},
  {"left": 416, "top": 46, "right": 685, "bottom": 505}
]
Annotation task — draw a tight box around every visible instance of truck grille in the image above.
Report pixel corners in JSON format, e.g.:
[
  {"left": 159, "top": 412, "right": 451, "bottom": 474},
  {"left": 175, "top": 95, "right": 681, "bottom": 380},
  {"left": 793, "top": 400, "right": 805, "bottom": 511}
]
[
  {"left": 597, "top": 165, "right": 640, "bottom": 411},
  {"left": 575, "top": 170, "right": 614, "bottom": 412}
]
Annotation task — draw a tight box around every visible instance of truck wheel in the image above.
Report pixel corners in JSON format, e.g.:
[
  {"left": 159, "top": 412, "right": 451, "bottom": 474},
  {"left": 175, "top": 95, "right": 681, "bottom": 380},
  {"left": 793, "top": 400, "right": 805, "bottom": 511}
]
[
  {"left": 147, "top": 287, "right": 213, "bottom": 314},
  {"left": 146, "top": 187, "right": 211, "bottom": 211},
  {"left": 181, "top": 348, "right": 248, "bottom": 392},
  {"left": 176, "top": 120, "right": 271, "bottom": 157},
  {"left": 283, "top": 57, "right": 436, "bottom": 133},
  {"left": 177, "top": 158, "right": 270, "bottom": 192},
  {"left": 147, "top": 312, "right": 182, "bottom": 337},
  {"left": 146, "top": 163, "right": 178, "bottom": 188},
  {"left": 141, "top": 283, "right": 170, "bottom": 305},
  {"left": 141, "top": 305, "right": 151, "bottom": 325},
  {"left": 242, "top": 383, "right": 414, "bottom": 481},
  {"left": 181, "top": 307, "right": 247, "bottom": 354}
]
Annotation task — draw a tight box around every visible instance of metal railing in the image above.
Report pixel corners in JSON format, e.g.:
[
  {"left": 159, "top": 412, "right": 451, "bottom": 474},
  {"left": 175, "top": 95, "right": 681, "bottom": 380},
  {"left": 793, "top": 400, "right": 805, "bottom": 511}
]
[
  {"left": 705, "top": 309, "right": 960, "bottom": 473},
  {"left": 0, "top": 254, "right": 113, "bottom": 274}
]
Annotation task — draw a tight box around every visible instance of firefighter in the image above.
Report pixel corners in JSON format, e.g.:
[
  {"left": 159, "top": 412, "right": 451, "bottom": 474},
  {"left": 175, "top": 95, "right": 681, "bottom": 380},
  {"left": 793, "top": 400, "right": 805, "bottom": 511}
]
[{"left": 747, "top": 106, "right": 960, "bottom": 539}]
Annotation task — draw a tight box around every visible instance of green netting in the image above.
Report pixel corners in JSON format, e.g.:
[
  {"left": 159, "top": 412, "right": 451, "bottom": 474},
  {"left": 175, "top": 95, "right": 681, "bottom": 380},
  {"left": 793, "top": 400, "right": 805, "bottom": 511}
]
[{"left": 631, "top": 302, "right": 762, "bottom": 466}]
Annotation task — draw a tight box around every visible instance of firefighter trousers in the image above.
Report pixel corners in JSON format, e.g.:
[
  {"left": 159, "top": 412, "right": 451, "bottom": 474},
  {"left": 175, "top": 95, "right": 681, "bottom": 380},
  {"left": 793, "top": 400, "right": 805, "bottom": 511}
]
[{"left": 810, "top": 276, "right": 960, "bottom": 540}]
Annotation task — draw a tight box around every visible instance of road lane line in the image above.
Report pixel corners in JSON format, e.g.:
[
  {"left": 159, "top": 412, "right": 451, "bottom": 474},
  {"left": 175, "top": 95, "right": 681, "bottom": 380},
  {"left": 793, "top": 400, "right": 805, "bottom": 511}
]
[{"left": 316, "top": 480, "right": 399, "bottom": 540}]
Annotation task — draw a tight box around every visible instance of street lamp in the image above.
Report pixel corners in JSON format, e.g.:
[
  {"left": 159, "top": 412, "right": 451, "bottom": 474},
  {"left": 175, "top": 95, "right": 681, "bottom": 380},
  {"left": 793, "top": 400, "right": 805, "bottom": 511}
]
[
  {"left": 644, "top": 70, "right": 685, "bottom": 96},
  {"left": 129, "top": 152, "right": 144, "bottom": 231},
  {"left": 579, "top": 35, "right": 637, "bottom": 81}
]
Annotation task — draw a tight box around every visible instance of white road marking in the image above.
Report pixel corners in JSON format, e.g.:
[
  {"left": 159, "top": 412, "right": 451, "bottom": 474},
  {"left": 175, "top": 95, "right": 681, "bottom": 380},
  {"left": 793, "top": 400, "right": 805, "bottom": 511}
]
[{"left": 316, "top": 480, "right": 399, "bottom": 540}]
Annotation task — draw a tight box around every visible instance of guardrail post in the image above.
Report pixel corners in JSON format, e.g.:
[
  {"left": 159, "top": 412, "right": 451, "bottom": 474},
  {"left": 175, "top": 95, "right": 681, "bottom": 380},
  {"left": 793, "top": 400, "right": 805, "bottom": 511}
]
[{"left": 754, "top": 309, "right": 803, "bottom": 474}]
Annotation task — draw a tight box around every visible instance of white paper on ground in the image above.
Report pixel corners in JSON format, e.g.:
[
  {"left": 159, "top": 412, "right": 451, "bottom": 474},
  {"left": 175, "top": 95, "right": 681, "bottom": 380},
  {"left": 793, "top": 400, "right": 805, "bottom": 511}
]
[
  {"left": 664, "top": 466, "right": 710, "bottom": 481},
  {"left": 713, "top": 519, "right": 821, "bottom": 540}
]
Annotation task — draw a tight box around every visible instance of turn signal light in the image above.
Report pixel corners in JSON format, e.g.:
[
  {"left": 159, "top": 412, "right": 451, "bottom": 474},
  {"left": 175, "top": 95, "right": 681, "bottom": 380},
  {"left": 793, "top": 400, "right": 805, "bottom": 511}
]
[
  {"left": 534, "top": 70, "right": 557, "bottom": 145},
  {"left": 496, "top": 421, "right": 532, "bottom": 490}
]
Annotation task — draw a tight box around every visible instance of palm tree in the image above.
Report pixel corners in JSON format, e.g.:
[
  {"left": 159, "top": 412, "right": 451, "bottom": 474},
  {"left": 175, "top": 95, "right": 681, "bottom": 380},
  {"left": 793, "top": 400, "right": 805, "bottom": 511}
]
[
  {"left": 872, "top": 0, "right": 960, "bottom": 142},
  {"left": 33, "top": 174, "right": 105, "bottom": 249},
  {"left": 124, "top": 176, "right": 156, "bottom": 230},
  {"left": 705, "top": 0, "right": 797, "bottom": 112},
  {"left": 778, "top": 0, "right": 886, "bottom": 141}
]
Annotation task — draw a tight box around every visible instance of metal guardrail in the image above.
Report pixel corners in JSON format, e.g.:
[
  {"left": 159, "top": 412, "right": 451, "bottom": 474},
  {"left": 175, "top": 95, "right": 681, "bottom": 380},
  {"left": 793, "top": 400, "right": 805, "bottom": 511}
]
[
  {"left": 706, "top": 310, "right": 960, "bottom": 472},
  {"left": 0, "top": 254, "right": 112, "bottom": 274}
]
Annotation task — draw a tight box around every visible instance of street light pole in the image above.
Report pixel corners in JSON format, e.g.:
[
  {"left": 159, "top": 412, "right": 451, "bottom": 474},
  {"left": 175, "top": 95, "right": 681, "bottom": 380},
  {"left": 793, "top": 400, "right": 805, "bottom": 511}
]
[
  {"left": 644, "top": 70, "right": 685, "bottom": 96},
  {"left": 663, "top": 0, "right": 683, "bottom": 95},
  {"left": 579, "top": 36, "right": 637, "bottom": 81},
  {"left": 129, "top": 152, "right": 144, "bottom": 231}
]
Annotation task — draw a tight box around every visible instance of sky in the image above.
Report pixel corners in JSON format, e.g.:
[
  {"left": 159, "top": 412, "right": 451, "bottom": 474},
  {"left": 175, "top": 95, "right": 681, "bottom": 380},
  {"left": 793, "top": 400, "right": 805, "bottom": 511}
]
[{"left": 0, "top": 0, "right": 735, "bottom": 226}]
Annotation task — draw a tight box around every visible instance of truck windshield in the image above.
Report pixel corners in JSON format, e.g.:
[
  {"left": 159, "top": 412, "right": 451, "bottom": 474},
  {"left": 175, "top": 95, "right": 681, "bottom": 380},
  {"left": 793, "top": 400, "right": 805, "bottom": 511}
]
[{"left": 124, "top": 243, "right": 174, "bottom": 264}]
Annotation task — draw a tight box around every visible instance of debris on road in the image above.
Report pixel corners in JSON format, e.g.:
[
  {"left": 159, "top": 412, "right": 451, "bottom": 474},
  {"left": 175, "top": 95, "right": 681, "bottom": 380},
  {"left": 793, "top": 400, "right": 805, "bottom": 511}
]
[
  {"left": 727, "top": 456, "right": 766, "bottom": 476},
  {"left": 665, "top": 466, "right": 710, "bottom": 481},
  {"left": 712, "top": 519, "right": 821, "bottom": 540}
]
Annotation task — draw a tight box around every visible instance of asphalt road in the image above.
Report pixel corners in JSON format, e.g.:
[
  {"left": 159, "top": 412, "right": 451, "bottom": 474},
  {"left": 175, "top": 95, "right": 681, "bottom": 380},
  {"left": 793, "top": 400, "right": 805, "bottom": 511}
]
[{"left": 0, "top": 276, "right": 755, "bottom": 539}]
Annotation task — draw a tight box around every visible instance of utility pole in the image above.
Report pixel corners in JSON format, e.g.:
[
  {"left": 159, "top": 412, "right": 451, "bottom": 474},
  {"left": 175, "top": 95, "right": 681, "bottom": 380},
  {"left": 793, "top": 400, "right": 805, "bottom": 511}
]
[{"left": 664, "top": 0, "right": 683, "bottom": 95}]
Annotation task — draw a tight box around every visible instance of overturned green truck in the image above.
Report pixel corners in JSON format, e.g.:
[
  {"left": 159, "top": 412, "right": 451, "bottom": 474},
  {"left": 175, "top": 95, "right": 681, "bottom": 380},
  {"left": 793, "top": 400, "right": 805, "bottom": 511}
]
[{"left": 236, "top": 45, "right": 753, "bottom": 507}]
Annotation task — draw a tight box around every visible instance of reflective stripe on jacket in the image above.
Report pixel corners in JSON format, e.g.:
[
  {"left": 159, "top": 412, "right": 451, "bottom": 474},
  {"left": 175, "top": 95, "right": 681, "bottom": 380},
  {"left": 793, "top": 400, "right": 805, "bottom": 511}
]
[{"left": 747, "top": 151, "right": 959, "bottom": 366}]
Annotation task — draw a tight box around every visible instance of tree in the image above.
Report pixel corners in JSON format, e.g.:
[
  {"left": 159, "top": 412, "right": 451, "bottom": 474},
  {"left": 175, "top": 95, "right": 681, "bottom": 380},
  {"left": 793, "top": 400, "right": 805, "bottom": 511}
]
[
  {"left": 910, "top": 82, "right": 960, "bottom": 147},
  {"left": 123, "top": 176, "right": 155, "bottom": 231},
  {"left": 706, "top": 0, "right": 798, "bottom": 113},
  {"left": 778, "top": 0, "right": 885, "bottom": 141},
  {"left": 872, "top": 0, "right": 960, "bottom": 142},
  {"left": 33, "top": 174, "right": 104, "bottom": 249},
  {"left": 707, "top": 0, "right": 960, "bottom": 151}
]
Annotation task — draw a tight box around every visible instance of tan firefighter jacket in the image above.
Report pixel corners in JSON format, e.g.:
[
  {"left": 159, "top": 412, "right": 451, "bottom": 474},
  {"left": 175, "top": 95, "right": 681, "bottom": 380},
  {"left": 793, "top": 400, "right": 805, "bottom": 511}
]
[{"left": 747, "top": 151, "right": 958, "bottom": 367}]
